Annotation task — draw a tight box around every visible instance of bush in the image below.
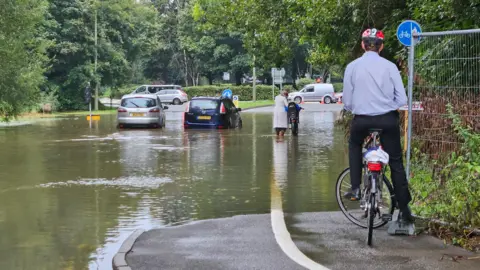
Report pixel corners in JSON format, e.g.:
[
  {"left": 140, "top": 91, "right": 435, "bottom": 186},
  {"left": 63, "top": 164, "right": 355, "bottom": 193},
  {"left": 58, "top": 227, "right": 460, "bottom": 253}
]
[
  {"left": 103, "top": 84, "right": 137, "bottom": 99},
  {"left": 333, "top": 83, "right": 344, "bottom": 92},
  {"left": 37, "top": 87, "right": 60, "bottom": 113},
  {"left": 410, "top": 104, "right": 480, "bottom": 249},
  {"left": 184, "top": 85, "right": 279, "bottom": 100},
  {"left": 297, "top": 78, "right": 315, "bottom": 89}
]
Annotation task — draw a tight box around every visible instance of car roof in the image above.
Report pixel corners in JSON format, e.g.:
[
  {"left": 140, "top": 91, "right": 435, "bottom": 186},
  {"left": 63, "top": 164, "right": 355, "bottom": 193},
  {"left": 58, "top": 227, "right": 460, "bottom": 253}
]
[
  {"left": 142, "top": 84, "right": 181, "bottom": 87},
  {"left": 122, "top": 94, "right": 159, "bottom": 99},
  {"left": 305, "top": 83, "right": 333, "bottom": 88}
]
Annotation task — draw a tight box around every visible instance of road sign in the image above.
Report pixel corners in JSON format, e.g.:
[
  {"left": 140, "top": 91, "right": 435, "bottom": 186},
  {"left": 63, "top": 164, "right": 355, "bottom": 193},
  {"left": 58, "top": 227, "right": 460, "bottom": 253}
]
[
  {"left": 397, "top": 20, "right": 422, "bottom": 46},
  {"left": 223, "top": 72, "right": 230, "bottom": 81},
  {"left": 399, "top": 101, "right": 424, "bottom": 111},
  {"left": 232, "top": 95, "right": 239, "bottom": 107},
  {"left": 86, "top": 115, "right": 101, "bottom": 121},
  {"left": 271, "top": 68, "right": 285, "bottom": 84},
  {"left": 222, "top": 89, "right": 232, "bottom": 99}
]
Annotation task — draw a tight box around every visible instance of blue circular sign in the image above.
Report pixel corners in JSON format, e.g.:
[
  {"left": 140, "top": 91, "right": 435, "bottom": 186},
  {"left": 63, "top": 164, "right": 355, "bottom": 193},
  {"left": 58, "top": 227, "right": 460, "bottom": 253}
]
[
  {"left": 222, "top": 89, "right": 233, "bottom": 99},
  {"left": 397, "top": 20, "right": 422, "bottom": 46}
]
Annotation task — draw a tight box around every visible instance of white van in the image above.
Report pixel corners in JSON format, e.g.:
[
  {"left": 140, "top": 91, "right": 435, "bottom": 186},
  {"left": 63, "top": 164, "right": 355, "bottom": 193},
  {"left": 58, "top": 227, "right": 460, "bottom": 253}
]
[
  {"left": 288, "top": 83, "right": 337, "bottom": 104},
  {"left": 131, "top": 85, "right": 183, "bottom": 95}
]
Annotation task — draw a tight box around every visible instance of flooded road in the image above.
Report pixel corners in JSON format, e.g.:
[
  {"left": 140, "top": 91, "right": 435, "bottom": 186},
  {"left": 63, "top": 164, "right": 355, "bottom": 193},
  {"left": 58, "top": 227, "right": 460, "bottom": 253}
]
[{"left": 0, "top": 106, "right": 347, "bottom": 269}]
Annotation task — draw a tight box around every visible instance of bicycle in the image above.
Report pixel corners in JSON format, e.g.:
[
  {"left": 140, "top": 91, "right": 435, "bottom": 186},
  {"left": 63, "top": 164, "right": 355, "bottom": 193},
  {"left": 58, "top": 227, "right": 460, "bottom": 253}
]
[{"left": 335, "top": 129, "right": 396, "bottom": 246}]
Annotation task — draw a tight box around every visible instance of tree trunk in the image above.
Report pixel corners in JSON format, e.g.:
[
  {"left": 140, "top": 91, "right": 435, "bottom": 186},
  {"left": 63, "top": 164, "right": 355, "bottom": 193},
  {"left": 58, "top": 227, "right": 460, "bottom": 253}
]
[
  {"left": 234, "top": 71, "right": 242, "bottom": 85},
  {"left": 183, "top": 49, "right": 189, "bottom": 86},
  {"left": 207, "top": 73, "right": 214, "bottom": 85}
]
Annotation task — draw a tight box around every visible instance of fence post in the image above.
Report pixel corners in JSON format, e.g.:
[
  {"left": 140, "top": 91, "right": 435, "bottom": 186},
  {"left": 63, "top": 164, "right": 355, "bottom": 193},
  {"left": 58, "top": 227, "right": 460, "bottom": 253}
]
[{"left": 405, "top": 33, "right": 415, "bottom": 181}]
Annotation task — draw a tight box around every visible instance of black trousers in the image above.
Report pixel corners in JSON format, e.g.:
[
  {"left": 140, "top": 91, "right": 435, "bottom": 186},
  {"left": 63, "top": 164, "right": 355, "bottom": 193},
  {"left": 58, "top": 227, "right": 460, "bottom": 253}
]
[{"left": 349, "top": 111, "right": 412, "bottom": 211}]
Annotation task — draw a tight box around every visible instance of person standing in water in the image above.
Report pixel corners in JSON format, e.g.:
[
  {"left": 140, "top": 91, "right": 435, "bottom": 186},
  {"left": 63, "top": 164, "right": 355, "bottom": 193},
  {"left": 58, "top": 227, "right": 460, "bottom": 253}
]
[{"left": 273, "top": 90, "right": 289, "bottom": 136}]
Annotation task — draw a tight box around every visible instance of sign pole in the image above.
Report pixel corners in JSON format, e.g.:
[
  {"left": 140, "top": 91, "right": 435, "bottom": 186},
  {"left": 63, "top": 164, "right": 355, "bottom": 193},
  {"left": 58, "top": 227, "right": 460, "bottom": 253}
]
[
  {"left": 405, "top": 30, "right": 415, "bottom": 180},
  {"left": 89, "top": 102, "right": 92, "bottom": 128},
  {"left": 253, "top": 55, "right": 256, "bottom": 102},
  {"left": 403, "top": 110, "right": 408, "bottom": 154},
  {"left": 272, "top": 81, "right": 274, "bottom": 100}
]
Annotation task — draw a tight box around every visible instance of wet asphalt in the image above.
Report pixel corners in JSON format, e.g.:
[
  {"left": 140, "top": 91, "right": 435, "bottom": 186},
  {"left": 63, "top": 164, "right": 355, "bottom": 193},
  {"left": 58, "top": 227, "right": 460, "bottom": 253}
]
[{"left": 126, "top": 212, "right": 479, "bottom": 270}]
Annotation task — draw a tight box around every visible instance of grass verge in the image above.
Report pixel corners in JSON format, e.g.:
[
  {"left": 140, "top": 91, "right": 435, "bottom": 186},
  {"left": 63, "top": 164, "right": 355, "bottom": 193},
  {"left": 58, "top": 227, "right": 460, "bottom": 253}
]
[{"left": 239, "top": 100, "right": 274, "bottom": 109}]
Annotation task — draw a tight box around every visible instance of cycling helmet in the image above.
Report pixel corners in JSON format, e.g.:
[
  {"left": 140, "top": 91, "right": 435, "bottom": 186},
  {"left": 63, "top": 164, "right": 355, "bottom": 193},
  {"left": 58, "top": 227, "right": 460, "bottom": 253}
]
[
  {"left": 362, "top": 28, "right": 384, "bottom": 40},
  {"left": 362, "top": 28, "right": 384, "bottom": 50}
]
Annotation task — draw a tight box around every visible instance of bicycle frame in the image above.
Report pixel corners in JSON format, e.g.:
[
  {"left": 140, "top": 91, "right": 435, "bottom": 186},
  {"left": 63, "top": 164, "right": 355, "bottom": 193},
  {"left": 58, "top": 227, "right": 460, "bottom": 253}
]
[{"left": 361, "top": 132, "right": 386, "bottom": 213}]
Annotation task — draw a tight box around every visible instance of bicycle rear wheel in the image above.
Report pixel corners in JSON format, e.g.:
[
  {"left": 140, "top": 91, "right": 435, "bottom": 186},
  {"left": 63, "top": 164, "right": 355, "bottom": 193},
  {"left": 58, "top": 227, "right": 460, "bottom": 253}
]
[
  {"left": 335, "top": 168, "right": 395, "bottom": 229},
  {"left": 367, "top": 192, "right": 375, "bottom": 246}
]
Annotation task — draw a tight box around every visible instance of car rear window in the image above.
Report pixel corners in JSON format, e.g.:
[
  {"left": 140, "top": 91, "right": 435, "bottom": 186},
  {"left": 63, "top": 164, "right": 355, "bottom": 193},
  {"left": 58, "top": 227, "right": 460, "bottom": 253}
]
[
  {"left": 121, "top": 97, "right": 156, "bottom": 108},
  {"left": 189, "top": 100, "right": 218, "bottom": 111}
]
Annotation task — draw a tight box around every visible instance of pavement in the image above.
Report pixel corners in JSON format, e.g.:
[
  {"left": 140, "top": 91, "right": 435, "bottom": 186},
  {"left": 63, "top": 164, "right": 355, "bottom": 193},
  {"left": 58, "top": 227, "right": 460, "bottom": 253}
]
[{"left": 124, "top": 212, "right": 479, "bottom": 270}]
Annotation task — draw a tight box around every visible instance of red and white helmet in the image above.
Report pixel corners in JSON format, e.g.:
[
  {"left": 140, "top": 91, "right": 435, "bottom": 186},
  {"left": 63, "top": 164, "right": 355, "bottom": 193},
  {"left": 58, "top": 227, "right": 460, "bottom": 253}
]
[{"left": 362, "top": 28, "right": 384, "bottom": 41}]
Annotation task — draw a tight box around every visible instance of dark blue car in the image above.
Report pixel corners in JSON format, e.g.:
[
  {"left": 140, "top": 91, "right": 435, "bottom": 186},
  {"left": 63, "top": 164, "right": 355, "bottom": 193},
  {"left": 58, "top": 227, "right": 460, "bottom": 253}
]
[{"left": 183, "top": 97, "right": 243, "bottom": 129}]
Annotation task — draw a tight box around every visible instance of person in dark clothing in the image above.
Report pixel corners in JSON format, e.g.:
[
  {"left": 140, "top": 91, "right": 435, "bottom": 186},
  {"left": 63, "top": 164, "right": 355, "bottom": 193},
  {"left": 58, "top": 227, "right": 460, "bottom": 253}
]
[{"left": 342, "top": 28, "right": 414, "bottom": 224}]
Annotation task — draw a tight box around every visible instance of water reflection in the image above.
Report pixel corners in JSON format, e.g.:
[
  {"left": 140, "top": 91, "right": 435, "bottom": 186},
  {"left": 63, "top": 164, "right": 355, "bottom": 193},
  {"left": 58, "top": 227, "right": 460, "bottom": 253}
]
[{"left": 0, "top": 110, "right": 347, "bottom": 270}]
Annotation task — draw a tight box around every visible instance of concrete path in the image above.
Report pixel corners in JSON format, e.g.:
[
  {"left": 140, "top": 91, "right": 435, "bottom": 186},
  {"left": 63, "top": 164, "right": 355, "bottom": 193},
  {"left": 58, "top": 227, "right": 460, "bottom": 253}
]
[{"left": 125, "top": 212, "right": 478, "bottom": 270}]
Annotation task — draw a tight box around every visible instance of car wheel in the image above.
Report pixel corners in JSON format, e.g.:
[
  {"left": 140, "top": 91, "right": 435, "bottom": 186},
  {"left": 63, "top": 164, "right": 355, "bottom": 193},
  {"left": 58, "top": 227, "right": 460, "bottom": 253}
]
[
  {"left": 237, "top": 119, "right": 243, "bottom": 129},
  {"left": 173, "top": 98, "right": 181, "bottom": 105},
  {"left": 294, "top": 96, "right": 302, "bottom": 104},
  {"left": 324, "top": 96, "right": 332, "bottom": 104}
]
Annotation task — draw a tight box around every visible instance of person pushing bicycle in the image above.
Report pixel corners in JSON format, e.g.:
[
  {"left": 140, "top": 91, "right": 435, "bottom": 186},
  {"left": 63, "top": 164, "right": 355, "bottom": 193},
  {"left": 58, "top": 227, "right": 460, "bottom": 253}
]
[{"left": 342, "top": 28, "right": 414, "bottom": 224}]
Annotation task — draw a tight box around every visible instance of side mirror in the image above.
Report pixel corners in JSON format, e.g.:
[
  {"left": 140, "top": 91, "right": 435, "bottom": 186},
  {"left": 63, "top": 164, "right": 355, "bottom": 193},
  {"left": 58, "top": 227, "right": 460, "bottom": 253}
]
[
  {"left": 237, "top": 108, "right": 242, "bottom": 112},
  {"left": 163, "top": 106, "right": 169, "bottom": 110}
]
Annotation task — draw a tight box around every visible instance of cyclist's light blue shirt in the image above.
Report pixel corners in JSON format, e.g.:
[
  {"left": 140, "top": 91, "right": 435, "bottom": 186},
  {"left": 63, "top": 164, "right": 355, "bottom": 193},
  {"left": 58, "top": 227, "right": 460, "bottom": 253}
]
[{"left": 342, "top": 51, "right": 407, "bottom": 116}]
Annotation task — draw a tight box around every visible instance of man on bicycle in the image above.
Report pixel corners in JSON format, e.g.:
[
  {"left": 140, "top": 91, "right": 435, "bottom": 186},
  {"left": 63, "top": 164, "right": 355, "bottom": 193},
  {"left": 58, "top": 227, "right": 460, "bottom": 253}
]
[{"left": 342, "top": 28, "right": 414, "bottom": 223}]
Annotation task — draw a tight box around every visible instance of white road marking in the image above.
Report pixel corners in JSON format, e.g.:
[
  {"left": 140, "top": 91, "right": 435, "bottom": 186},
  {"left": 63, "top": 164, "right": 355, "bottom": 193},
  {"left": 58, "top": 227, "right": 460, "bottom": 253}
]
[{"left": 270, "top": 178, "right": 330, "bottom": 270}]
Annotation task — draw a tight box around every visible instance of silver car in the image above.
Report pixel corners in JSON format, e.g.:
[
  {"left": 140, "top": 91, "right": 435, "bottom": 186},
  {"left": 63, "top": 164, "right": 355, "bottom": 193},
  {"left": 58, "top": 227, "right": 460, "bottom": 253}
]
[
  {"left": 132, "top": 85, "right": 183, "bottom": 94},
  {"left": 156, "top": 89, "right": 188, "bottom": 105},
  {"left": 117, "top": 94, "right": 168, "bottom": 128},
  {"left": 288, "top": 83, "right": 338, "bottom": 104}
]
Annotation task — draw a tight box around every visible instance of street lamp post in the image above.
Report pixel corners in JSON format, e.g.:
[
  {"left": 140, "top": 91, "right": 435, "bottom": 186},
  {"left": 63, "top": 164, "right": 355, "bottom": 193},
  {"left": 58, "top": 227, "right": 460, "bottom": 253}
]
[
  {"left": 94, "top": 5, "right": 99, "bottom": 111},
  {"left": 252, "top": 54, "right": 256, "bottom": 101}
]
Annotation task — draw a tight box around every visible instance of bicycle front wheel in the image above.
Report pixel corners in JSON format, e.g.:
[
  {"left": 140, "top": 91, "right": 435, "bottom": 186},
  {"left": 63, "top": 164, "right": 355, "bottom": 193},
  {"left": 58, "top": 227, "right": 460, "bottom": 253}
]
[{"left": 335, "top": 168, "right": 395, "bottom": 229}]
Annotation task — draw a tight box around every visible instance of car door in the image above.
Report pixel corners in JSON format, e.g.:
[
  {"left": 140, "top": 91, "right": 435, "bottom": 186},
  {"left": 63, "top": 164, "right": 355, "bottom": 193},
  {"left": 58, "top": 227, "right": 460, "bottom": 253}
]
[
  {"left": 157, "top": 97, "right": 166, "bottom": 125},
  {"left": 156, "top": 90, "right": 168, "bottom": 103},
  {"left": 302, "top": 86, "right": 315, "bottom": 101},
  {"left": 167, "top": 90, "right": 178, "bottom": 103}
]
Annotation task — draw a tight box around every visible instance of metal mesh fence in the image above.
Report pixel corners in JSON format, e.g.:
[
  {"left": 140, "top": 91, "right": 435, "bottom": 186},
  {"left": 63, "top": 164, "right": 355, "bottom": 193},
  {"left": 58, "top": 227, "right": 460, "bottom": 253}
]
[{"left": 412, "top": 31, "right": 480, "bottom": 159}]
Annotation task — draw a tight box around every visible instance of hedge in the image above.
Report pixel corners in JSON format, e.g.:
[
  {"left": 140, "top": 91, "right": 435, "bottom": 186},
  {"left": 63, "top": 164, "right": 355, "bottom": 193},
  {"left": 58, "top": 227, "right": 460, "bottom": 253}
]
[
  {"left": 333, "top": 83, "right": 344, "bottom": 92},
  {"left": 106, "top": 84, "right": 282, "bottom": 100},
  {"left": 184, "top": 85, "right": 280, "bottom": 101},
  {"left": 297, "top": 78, "right": 315, "bottom": 89}
]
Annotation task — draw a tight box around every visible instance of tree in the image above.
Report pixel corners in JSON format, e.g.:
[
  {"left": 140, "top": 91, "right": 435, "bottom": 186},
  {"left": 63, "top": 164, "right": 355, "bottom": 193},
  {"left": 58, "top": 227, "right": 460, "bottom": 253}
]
[
  {"left": 45, "top": 0, "right": 161, "bottom": 110},
  {"left": 0, "top": 0, "right": 49, "bottom": 120}
]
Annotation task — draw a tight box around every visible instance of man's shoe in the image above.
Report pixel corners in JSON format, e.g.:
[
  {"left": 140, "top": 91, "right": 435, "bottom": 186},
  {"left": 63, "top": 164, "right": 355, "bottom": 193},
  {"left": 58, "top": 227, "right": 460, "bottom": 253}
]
[
  {"left": 399, "top": 206, "right": 415, "bottom": 224},
  {"left": 344, "top": 188, "right": 361, "bottom": 201}
]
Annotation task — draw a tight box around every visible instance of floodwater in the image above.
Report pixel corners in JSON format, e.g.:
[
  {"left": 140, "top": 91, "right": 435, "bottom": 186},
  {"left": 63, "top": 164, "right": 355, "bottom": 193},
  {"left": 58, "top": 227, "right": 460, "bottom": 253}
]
[{"left": 0, "top": 106, "right": 347, "bottom": 270}]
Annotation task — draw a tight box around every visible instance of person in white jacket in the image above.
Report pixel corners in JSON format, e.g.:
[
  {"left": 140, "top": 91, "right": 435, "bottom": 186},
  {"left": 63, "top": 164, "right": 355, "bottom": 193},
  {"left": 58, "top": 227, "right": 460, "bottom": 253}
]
[{"left": 273, "top": 91, "right": 289, "bottom": 136}]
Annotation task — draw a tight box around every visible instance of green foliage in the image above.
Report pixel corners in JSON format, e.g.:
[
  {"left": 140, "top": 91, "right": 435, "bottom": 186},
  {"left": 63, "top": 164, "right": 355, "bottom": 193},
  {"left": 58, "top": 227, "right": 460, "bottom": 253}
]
[
  {"left": 297, "top": 78, "right": 315, "bottom": 90},
  {"left": 37, "top": 84, "right": 60, "bottom": 113},
  {"left": 333, "top": 83, "right": 344, "bottom": 93},
  {"left": 46, "top": 0, "right": 161, "bottom": 111},
  {"left": 410, "top": 104, "right": 480, "bottom": 230},
  {"left": 184, "top": 85, "right": 278, "bottom": 101},
  {"left": 0, "top": 0, "right": 49, "bottom": 121}
]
